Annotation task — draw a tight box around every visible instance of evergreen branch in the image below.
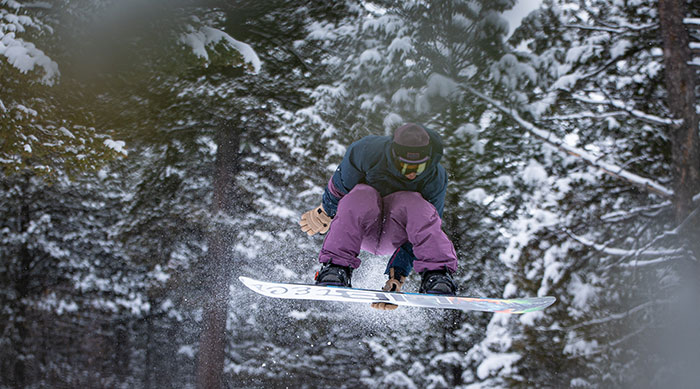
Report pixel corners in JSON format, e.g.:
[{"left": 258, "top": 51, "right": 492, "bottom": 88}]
[
  {"left": 561, "top": 23, "right": 657, "bottom": 34},
  {"left": 463, "top": 86, "right": 675, "bottom": 198},
  {"left": 572, "top": 1, "right": 657, "bottom": 33},
  {"left": 562, "top": 24, "right": 624, "bottom": 33},
  {"left": 565, "top": 230, "right": 685, "bottom": 259},
  {"left": 575, "top": 56, "right": 629, "bottom": 85},
  {"left": 246, "top": 27, "right": 316, "bottom": 72},
  {"left": 541, "top": 111, "right": 628, "bottom": 121},
  {"left": 617, "top": 256, "right": 688, "bottom": 268},
  {"left": 575, "top": 1, "right": 619, "bottom": 30},
  {"left": 570, "top": 94, "right": 677, "bottom": 126}
]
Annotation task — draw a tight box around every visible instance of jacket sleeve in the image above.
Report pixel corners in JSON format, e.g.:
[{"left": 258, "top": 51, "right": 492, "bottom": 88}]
[{"left": 321, "top": 139, "right": 370, "bottom": 218}]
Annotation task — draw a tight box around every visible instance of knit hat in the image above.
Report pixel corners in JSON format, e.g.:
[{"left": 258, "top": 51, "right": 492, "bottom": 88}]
[{"left": 392, "top": 123, "right": 431, "bottom": 164}]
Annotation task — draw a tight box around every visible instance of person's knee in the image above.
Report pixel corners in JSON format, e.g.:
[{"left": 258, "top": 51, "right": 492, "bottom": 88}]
[
  {"left": 347, "top": 184, "right": 380, "bottom": 198},
  {"left": 392, "top": 191, "right": 424, "bottom": 201},
  {"left": 343, "top": 184, "right": 381, "bottom": 206},
  {"left": 339, "top": 184, "right": 381, "bottom": 214},
  {"left": 391, "top": 191, "right": 432, "bottom": 210}
]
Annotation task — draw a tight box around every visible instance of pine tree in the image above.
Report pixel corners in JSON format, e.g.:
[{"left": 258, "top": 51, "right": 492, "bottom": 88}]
[
  {"left": 0, "top": 1, "right": 126, "bottom": 177},
  {"left": 463, "top": 0, "right": 700, "bottom": 386},
  {"left": 0, "top": 2, "right": 137, "bottom": 386},
  {"left": 303, "top": 1, "right": 543, "bottom": 386},
  {"left": 69, "top": 1, "right": 365, "bottom": 386}
]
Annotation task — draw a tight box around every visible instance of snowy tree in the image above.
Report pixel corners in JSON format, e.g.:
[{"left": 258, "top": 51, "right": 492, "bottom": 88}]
[
  {"left": 0, "top": 168, "right": 157, "bottom": 386},
  {"left": 73, "top": 1, "right": 365, "bottom": 387},
  {"left": 2, "top": 0, "right": 356, "bottom": 386},
  {"left": 0, "top": 1, "right": 126, "bottom": 177},
  {"left": 3, "top": 0, "right": 697, "bottom": 387},
  {"left": 0, "top": 2, "right": 136, "bottom": 386},
  {"left": 462, "top": 0, "right": 700, "bottom": 386},
  {"left": 301, "top": 0, "right": 546, "bottom": 386}
]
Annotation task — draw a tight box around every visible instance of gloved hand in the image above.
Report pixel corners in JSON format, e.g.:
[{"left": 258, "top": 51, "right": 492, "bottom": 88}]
[
  {"left": 370, "top": 268, "right": 406, "bottom": 311},
  {"left": 299, "top": 204, "right": 332, "bottom": 236}
]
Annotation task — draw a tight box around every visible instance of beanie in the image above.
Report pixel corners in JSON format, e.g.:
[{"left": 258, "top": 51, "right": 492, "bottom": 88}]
[{"left": 392, "top": 123, "right": 431, "bottom": 163}]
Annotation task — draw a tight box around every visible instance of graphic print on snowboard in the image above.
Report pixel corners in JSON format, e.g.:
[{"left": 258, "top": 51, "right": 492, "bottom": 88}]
[{"left": 240, "top": 276, "right": 556, "bottom": 314}]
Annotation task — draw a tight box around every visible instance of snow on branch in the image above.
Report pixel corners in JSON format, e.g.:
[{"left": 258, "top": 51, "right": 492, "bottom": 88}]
[
  {"left": 180, "top": 26, "right": 261, "bottom": 74},
  {"left": 616, "top": 257, "right": 688, "bottom": 268},
  {"left": 542, "top": 111, "right": 627, "bottom": 121},
  {"left": 464, "top": 86, "right": 675, "bottom": 198},
  {"left": 562, "top": 22, "right": 656, "bottom": 34},
  {"left": 0, "top": 8, "right": 60, "bottom": 85},
  {"left": 565, "top": 230, "right": 685, "bottom": 259},
  {"left": 571, "top": 95, "right": 677, "bottom": 126}
]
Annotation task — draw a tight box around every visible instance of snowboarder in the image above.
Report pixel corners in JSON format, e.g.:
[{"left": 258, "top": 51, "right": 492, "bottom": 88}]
[{"left": 299, "top": 123, "right": 458, "bottom": 309}]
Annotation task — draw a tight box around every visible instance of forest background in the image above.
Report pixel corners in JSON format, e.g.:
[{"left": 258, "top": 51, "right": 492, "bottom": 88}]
[{"left": 1, "top": 0, "right": 699, "bottom": 388}]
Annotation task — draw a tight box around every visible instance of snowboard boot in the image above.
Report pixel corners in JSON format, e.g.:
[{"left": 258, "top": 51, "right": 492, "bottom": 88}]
[
  {"left": 419, "top": 269, "right": 457, "bottom": 295},
  {"left": 315, "top": 262, "right": 353, "bottom": 287}
]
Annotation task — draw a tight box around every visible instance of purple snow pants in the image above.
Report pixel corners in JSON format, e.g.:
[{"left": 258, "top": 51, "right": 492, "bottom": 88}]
[{"left": 319, "top": 184, "right": 458, "bottom": 273}]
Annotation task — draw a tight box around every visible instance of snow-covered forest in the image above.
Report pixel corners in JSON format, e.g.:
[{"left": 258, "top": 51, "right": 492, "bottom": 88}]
[{"left": 2, "top": 0, "right": 699, "bottom": 387}]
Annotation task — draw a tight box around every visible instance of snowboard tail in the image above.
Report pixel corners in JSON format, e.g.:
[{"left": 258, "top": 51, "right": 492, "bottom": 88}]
[{"left": 239, "top": 276, "right": 555, "bottom": 313}]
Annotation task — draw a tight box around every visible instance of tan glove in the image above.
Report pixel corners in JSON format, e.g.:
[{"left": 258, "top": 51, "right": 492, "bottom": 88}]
[
  {"left": 299, "top": 205, "right": 332, "bottom": 236},
  {"left": 370, "top": 268, "right": 406, "bottom": 311}
]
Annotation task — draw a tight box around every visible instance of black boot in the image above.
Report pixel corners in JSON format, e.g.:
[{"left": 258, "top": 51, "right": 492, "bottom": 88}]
[
  {"left": 315, "top": 263, "right": 353, "bottom": 287},
  {"left": 419, "top": 269, "right": 456, "bottom": 295}
]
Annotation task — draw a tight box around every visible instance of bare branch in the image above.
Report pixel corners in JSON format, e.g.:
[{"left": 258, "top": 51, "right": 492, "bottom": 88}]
[
  {"left": 600, "top": 201, "right": 672, "bottom": 222},
  {"left": 568, "top": 300, "right": 658, "bottom": 330},
  {"left": 610, "top": 206, "right": 700, "bottom": 268},
  {"left": 600, "top": 193, "right": 699, "bottom": 222},
  {"left": 567, "top": 326, "right": 647, "bottom": 360}
]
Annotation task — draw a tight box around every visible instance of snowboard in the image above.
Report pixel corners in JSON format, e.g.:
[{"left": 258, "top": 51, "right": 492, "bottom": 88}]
[{"left": 239, "top": 276, "right": 556, "bottom": 314}]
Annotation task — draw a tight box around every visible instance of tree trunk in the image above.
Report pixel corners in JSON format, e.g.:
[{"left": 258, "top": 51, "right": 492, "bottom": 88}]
[
  {"left": 12, "top": 194, "right": 31, "bottom": 388},
  {"left": 144, "top": 316, "right": 153, "bottom": 389},
  {"left": 196, "top": 123, "right": 241, "bottom": 389},
  {"left": 658, "top": 0, "right": 700, "bottom": 222}
]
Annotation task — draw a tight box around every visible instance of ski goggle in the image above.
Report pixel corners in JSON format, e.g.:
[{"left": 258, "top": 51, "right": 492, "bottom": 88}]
[
  {"left": 392, "top": 143, "right": 431, "bottom": 176},
  {"left": 397, "top": 160, "right": 428, "bottom": 175}
]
